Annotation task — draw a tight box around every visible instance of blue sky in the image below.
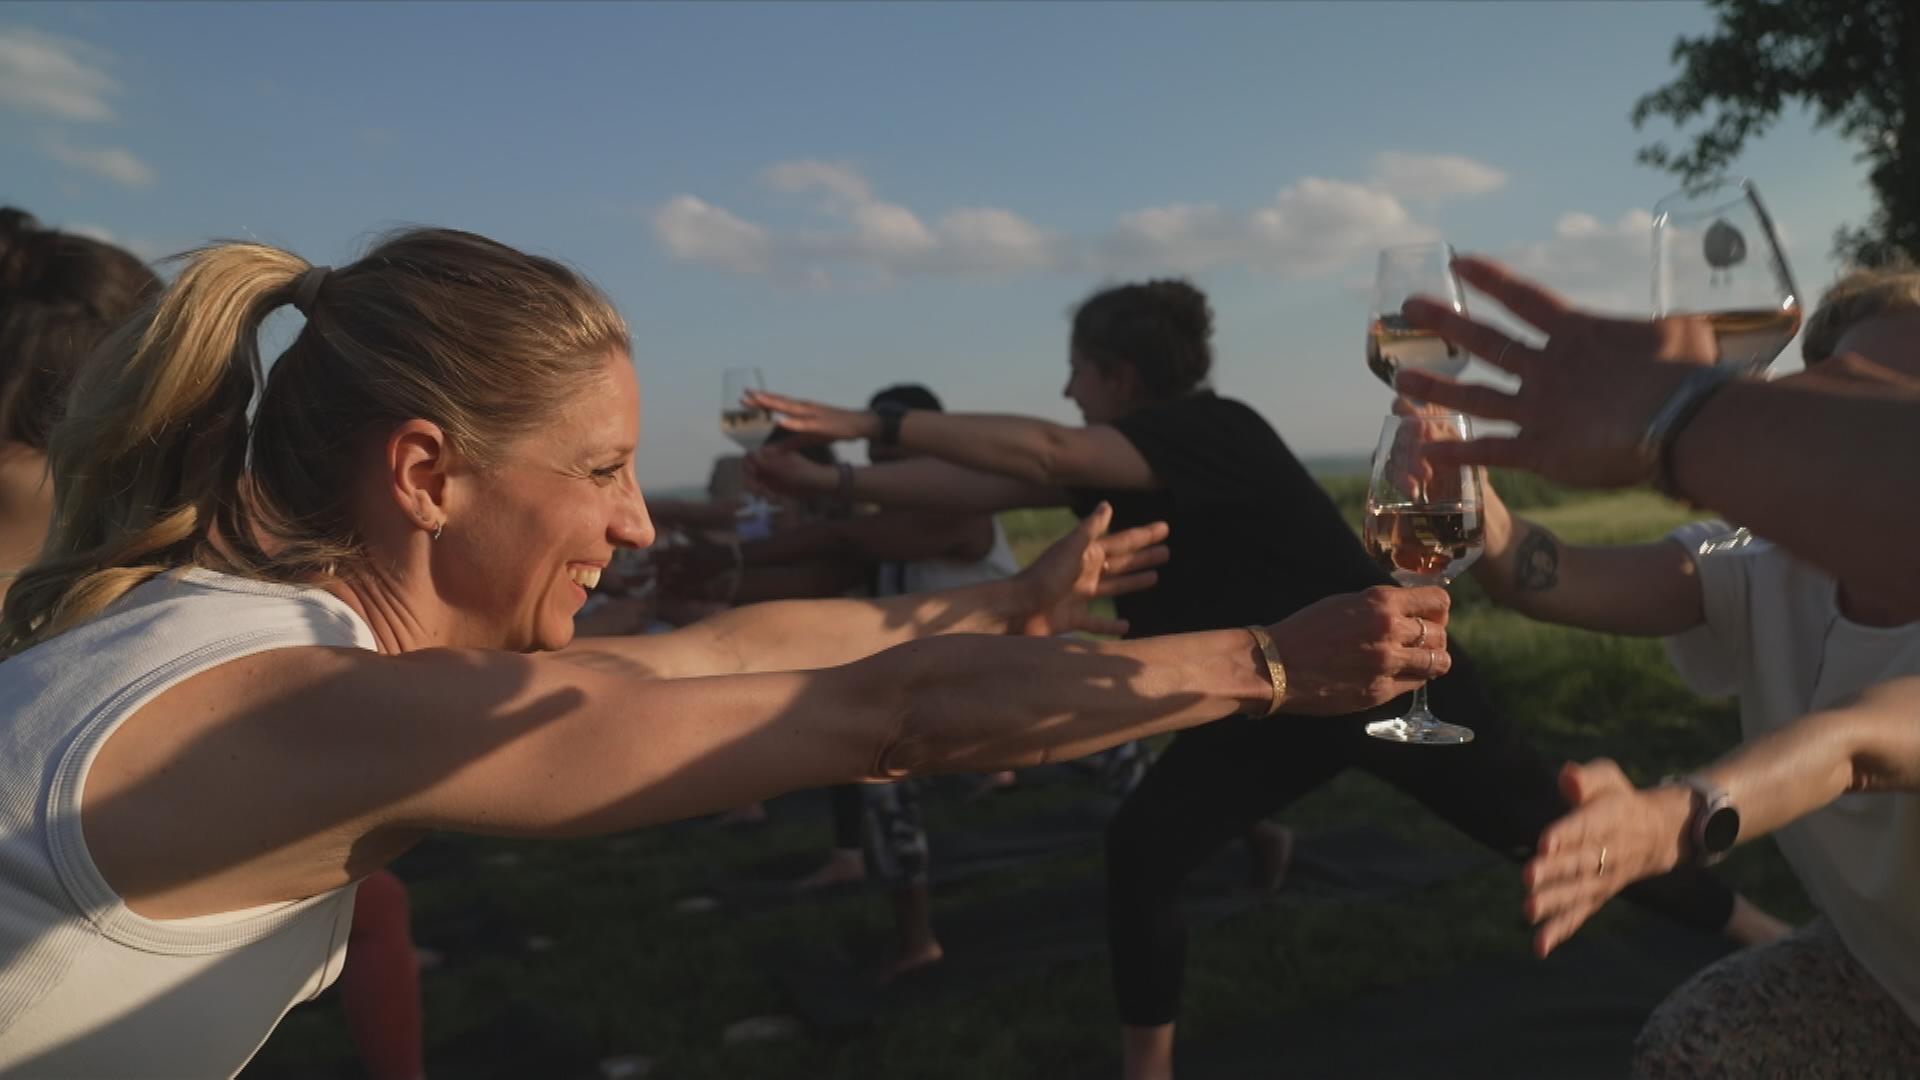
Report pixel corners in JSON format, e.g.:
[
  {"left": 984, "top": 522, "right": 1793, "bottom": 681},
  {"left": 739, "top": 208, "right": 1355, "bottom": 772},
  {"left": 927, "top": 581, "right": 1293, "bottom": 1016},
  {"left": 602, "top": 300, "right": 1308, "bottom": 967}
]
[{"left": 2, "top": 1, "right": 1873, "bottom": 488}]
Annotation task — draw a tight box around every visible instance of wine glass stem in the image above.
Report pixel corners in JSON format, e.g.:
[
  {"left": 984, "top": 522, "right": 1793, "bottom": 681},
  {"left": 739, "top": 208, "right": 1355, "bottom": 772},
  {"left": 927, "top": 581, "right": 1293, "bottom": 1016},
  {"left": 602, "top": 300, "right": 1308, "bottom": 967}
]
[{"left": 1408, "top": 681, "right": 1432, "bottom": 719}]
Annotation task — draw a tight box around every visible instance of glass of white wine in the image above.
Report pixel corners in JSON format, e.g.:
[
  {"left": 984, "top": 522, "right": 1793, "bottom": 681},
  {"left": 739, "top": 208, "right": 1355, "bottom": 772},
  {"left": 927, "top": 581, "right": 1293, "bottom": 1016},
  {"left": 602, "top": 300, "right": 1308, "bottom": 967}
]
[
  {"left": 1361, "top": 412, "right": 1483, "bottom": 745},
  {"left": 1367, "top": 242, "right": 1469, "bottom": 390},
  {"left": 1653, "top": 177, "right": 1801, "bottom": 373},
  {"left": 719, "top": 367, "right": 776, "bottom": 450}
]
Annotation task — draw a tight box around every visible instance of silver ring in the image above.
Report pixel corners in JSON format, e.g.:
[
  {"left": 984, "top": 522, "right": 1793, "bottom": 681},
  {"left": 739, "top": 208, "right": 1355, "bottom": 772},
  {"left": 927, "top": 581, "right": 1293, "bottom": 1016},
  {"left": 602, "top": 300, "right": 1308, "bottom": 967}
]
[
  {"left": 1424, "top": 648, "right": 1437, "bottom": 677},
  {"left": 1412, "top": 617, "right": 1428, "bottom": 648},
  {"left": 1596, "top": 846, "right": 1608, "bottom": 876}
]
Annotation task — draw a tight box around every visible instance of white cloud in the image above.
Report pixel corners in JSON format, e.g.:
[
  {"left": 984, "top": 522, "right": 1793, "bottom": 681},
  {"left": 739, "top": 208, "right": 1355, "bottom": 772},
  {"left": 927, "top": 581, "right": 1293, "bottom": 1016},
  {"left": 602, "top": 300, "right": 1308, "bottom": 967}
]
[
  {"left": 43, "top": 138, "right": 155, "bottom": 188},
  {"left": 3, "top": 29, "right": 159, "bottom": 190},
  {"left": 0, "top": 26, "right": 116, "bottom": 121},
  {"left": 762, "top": 160, "right": 873, "bottom": 206},
  {"left": 652, "top": 195, "right": 774, "bottom": 273},
  {"left": 1371, "top": 152, "right": 1508, "bottom": 201},
  {"left": 656, "top": 161, "right": 1060, "bottom": 281},
  {"left": 933, "top": 208, "right": 1060, "bottom": 273},
  {"left": 1096, "top": 178, "right": 1433, "bottom": 276},
  {"left": 1503, "top": 209, "right": 1655, "bottom": 314},
  {"left": 652, "top": 156, "right": 1505, "bottom": 287}
]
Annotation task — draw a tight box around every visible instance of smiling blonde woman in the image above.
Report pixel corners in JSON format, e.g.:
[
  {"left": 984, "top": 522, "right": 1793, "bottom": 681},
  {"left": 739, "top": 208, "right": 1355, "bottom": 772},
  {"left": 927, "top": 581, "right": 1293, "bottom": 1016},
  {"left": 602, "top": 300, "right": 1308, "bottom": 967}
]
[{"left": 0, "top": 227, "right": 1448, "bottom": 1077}]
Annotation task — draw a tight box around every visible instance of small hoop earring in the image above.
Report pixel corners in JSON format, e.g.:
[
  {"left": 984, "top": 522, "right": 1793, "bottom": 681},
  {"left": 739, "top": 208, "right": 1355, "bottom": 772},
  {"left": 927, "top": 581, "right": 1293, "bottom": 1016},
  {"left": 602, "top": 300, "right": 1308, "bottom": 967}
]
[{"left": 431, "top": 521, "right": 445, "bottom": 541}]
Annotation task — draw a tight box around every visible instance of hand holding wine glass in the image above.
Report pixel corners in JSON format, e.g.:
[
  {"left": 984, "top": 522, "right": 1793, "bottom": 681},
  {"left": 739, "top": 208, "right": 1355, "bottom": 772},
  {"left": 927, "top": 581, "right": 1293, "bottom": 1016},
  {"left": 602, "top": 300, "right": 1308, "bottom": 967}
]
[{"left": 1360, "top": 412, "right": 1484, "bottom": 744}]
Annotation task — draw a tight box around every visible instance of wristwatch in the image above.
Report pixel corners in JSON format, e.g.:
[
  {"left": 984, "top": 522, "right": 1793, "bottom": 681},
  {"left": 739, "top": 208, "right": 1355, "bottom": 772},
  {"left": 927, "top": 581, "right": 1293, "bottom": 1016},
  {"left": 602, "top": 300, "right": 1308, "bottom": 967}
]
[
  {"left": 873, "top": 400, "right": 908, "bottom": 447},
  {"left": 1664, "top": 774, "right": 1739, "bottom": 865}
]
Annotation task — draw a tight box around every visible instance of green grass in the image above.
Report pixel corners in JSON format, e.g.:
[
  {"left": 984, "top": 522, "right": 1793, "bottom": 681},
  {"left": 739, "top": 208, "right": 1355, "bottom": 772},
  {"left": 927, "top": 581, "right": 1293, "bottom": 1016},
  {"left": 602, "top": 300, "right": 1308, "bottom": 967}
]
[{"left": 243, "top": 480, "right": 1809, "bottom": 1079}]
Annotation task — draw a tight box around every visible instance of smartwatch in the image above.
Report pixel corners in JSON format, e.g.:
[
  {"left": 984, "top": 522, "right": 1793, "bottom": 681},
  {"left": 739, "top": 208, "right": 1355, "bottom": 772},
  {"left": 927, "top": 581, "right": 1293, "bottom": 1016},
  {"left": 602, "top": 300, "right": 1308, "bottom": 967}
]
[
  {"left": 873, "top": 400, "right": 908, "bottom": 447},
  {"left": 1665, "top": 774, "right": 1739, "bottom": 865}
]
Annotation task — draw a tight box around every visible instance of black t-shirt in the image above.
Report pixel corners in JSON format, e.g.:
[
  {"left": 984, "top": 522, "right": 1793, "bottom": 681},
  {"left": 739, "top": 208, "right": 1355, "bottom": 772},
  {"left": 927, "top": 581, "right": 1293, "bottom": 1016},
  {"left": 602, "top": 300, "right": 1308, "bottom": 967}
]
[{"left": 1068, "top": 391, "right": 1388, "bottom": 638}]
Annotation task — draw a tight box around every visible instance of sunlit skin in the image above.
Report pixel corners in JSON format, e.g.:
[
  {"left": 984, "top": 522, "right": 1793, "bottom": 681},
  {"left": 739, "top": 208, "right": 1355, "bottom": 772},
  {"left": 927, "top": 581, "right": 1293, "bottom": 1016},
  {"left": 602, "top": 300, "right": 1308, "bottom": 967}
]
[{"left": 325, "top": 350, "right": 656, "bottom": 655}]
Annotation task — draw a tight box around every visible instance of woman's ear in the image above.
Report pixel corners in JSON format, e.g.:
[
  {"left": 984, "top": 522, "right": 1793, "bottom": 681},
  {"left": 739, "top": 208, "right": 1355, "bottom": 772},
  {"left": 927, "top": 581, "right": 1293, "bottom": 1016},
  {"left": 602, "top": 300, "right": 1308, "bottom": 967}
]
[{"left": 386, "top": 419, "right": 451, "bottom": 534}]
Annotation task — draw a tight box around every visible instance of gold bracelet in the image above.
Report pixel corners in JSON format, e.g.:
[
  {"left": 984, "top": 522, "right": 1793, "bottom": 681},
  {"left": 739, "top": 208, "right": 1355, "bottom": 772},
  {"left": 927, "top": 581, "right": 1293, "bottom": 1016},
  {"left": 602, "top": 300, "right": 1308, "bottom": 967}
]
[{"left": 1244, "top": 624, "right": 1287, "bottom": 717}]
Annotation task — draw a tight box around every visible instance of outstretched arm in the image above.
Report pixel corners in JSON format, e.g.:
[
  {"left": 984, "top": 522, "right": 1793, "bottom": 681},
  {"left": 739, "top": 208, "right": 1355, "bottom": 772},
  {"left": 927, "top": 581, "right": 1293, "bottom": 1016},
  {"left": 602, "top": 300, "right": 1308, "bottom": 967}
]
[
  {"left": 747, "top": 389, "right": 1159, "bottom": 491},
  {"left": 749, "top": 451, "right": 1069, "bottom": 513},
  {"left": 1521, "top": 675, "right": 1920, "bottom": 956},
  {"left": 1396, "top": 256, "right": 1920, "bottom": 618},
  {"left": 85, "top": 580, "right": 1453, "bottom": 918},
  {"left": 564, "top": 504, "right": 1160, "bottom": 678},
  {"left": 1468, "top": 477, "right": 1705, "bottom": 636}
]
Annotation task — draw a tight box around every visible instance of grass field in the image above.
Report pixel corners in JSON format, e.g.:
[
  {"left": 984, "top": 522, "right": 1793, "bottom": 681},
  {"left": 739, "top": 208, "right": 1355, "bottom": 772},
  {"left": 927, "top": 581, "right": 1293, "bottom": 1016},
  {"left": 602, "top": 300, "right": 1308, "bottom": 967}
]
[{"left": 245, "top": 476, "right": 1808, "bottom": 1080}]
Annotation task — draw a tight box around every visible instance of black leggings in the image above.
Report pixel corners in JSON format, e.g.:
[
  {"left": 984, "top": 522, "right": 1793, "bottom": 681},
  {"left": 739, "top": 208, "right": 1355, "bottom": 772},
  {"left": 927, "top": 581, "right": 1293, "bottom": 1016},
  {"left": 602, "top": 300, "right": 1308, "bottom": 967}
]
[{"left": 1105, "top": 642, "right": 1736, "bottom": 1027}]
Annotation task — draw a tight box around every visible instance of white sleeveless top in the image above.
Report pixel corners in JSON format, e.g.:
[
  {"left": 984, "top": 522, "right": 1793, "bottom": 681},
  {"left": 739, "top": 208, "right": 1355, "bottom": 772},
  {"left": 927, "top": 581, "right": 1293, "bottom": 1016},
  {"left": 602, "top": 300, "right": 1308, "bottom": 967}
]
[
  {"left": 0, "top": 568, "right": 378, "bottom": 1078},
  {"left": 877, "top": 520, "right": 1019, "bottom": 597}
]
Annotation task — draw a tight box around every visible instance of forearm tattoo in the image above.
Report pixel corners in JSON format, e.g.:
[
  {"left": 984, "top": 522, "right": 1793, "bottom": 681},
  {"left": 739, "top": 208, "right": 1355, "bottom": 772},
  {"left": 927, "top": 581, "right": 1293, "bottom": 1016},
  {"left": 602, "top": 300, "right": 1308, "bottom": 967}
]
[{"left": 1514, "top": 528, "right": 1561, "bottom": 593}]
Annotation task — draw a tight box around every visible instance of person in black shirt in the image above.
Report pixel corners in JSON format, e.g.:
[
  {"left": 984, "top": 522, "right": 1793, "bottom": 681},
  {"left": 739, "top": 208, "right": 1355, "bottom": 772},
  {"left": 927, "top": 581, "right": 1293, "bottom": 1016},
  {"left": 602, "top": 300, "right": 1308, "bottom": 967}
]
[{"left": 746, "top": 279, "right": 1783, "bottom": 1080}]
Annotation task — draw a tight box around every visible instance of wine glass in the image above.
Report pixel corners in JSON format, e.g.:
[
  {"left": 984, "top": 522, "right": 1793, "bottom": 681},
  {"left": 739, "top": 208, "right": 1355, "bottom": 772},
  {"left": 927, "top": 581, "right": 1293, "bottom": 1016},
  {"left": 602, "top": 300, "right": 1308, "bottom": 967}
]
[
  {"left": 1366, "top": 242, "right": 1470, "bottom": 390},
  {"left": 1361, "top": 412, "right": 1484, "bottom": 744},
  {"left": 719, "top": 367, "right": 776, "bottom": 450},
  {"left": 1653, "top": 177, "right": 1802, "bottom": 374}
]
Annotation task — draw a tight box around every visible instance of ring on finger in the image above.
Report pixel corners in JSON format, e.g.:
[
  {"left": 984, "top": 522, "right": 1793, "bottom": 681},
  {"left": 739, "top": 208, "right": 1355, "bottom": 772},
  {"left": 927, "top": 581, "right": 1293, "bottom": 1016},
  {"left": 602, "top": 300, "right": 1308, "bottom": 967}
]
[
  {"left": 1595, "top": 846, "right": 1608, "bottom": 876},
  {"left": 1423, "top": 648, "right": 1437, "bottom": 677},
  {"left": 1412, "top": 616, "right": 1428, "bottom": 648}
]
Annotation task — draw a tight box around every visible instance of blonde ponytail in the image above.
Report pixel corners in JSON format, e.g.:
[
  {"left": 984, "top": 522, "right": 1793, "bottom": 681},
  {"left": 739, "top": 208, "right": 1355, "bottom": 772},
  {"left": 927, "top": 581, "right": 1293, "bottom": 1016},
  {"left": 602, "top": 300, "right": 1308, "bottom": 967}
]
[
  {"left": 1, "top": 228, "right": 627, "bottom": 654},
  {"left": 1, "top": 244, "right": 306, "bottom": 649}
]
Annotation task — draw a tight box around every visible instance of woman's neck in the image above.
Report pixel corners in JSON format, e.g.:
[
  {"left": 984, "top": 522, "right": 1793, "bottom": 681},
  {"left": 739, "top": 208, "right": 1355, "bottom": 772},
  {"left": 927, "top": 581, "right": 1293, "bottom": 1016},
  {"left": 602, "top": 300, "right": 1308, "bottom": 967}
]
[{"left": 0, "top": 442, "right": 54, "bottom": 575}]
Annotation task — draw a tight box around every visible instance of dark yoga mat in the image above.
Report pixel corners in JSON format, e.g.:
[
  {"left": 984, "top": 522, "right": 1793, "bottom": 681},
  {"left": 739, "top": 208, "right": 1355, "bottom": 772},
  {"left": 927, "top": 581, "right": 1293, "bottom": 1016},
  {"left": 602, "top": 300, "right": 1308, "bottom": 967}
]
[
  {"left": 1177, "top": 920, "right": 1732, "bottom": 1080},
  {"left": 767, "top": 824, "right": 1491, "bottom": 1032}
]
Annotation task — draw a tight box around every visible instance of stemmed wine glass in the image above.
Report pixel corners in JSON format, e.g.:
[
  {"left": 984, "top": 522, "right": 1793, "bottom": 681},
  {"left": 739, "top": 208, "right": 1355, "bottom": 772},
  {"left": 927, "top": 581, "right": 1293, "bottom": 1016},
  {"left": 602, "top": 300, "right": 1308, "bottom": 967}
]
[
  {"left": 719, "top": 367, "right": 776, "bottom": 450},
  {"left": 1653, "top": 177, "right": 1801, "bottom": 374},
  {"left": 1366, "top": 242, "right": 1470, "bottom": 390},
  {"left": 1654, "top": 178, "right": 1798, "bottom": 555},
  {"left": 1361, "top": 412, "right": 1484, "bottom": 744}
]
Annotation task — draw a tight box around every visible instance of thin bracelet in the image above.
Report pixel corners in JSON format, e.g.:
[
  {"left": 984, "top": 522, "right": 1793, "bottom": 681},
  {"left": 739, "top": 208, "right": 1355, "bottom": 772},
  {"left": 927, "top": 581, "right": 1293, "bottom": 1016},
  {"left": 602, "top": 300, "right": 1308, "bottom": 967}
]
[
  {"left": 1243, "top": 625, "right": 1288, "bottom": 717},
  {"left": 1639, "top": 366, "right": 1740, "bottom": 501}
]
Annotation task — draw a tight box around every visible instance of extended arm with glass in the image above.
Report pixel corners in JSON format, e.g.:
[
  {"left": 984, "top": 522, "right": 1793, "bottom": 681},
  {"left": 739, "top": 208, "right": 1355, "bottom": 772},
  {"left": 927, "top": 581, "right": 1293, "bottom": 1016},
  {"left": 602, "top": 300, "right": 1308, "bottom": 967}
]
[
  {"left": 1395, "top": 256, "right": 1920, "bottom": 618},
  {"left": 1520, "top": 675, "right": 1920, "bottom": 957},
  {"left": 90, "top": 568, "right": 1453, "bottom": 917}
]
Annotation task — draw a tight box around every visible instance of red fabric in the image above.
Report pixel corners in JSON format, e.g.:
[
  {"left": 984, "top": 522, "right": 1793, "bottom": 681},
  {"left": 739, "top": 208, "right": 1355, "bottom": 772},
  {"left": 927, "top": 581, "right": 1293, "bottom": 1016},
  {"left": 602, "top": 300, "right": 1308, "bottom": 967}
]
[{"left": 340, "top": 870, "right": 423, "bottom": 1080}]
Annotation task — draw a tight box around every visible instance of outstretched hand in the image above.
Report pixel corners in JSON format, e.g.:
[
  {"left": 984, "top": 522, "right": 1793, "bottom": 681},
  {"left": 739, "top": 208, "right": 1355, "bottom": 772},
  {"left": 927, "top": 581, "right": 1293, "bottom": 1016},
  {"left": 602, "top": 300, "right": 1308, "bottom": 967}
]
[
  {"left": 744, "top": 389, "right": 875, "bottom": 445},
  {"left": 1394, "top": 255, "right": 1720, "bottom": 489},
  {"left": 1522, "top": 759, "right": 1691, "bottom": 957},
  {"left": 1012, "top": 502, "right": 1170, "bottom": 638}
]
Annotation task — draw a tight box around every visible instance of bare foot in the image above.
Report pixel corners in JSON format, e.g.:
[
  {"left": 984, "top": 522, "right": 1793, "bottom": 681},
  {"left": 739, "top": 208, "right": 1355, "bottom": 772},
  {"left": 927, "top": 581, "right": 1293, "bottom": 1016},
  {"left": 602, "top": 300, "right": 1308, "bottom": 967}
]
[
  {"left": 1245, "top": 821, "right": 1295, "bottom": 893},
  {"left": 713, "top": 802, "right": 768, "bottom": 828},
  {"left": 873, "top": 938, "right": 944, "bottom": 986},
  {"left": 791, "top": 849, "right": 866, "bottom": 892}
]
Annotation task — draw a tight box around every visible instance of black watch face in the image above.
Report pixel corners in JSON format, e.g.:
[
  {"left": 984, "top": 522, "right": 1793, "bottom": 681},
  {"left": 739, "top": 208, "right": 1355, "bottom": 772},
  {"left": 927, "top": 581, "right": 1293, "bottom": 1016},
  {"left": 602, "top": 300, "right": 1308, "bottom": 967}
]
[{"left": 1703, "top": 806, "right": 1740, "bottom": 854}]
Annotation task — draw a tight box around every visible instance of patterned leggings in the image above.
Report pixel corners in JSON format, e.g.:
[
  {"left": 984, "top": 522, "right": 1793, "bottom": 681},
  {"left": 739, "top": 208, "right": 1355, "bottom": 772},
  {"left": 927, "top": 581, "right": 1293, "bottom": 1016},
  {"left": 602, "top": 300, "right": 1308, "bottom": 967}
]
[{"left": 1634, "top": 917, "right": 1920, "bottom": 1078}]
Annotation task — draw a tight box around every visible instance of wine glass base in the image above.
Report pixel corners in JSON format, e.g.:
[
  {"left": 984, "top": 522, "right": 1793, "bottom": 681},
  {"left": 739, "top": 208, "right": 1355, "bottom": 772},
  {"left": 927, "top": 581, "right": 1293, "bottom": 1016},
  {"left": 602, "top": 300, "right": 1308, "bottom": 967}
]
[{"left": 1365, "top": 716, "right": 1475, "bottom": 745}]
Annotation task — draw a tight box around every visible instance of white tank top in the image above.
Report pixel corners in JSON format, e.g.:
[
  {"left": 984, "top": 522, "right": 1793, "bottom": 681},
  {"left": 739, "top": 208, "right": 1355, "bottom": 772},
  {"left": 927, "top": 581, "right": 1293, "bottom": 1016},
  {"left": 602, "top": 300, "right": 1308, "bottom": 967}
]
[{"left": 0, "top": 568, "right": 378, "bottom": 1078}]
